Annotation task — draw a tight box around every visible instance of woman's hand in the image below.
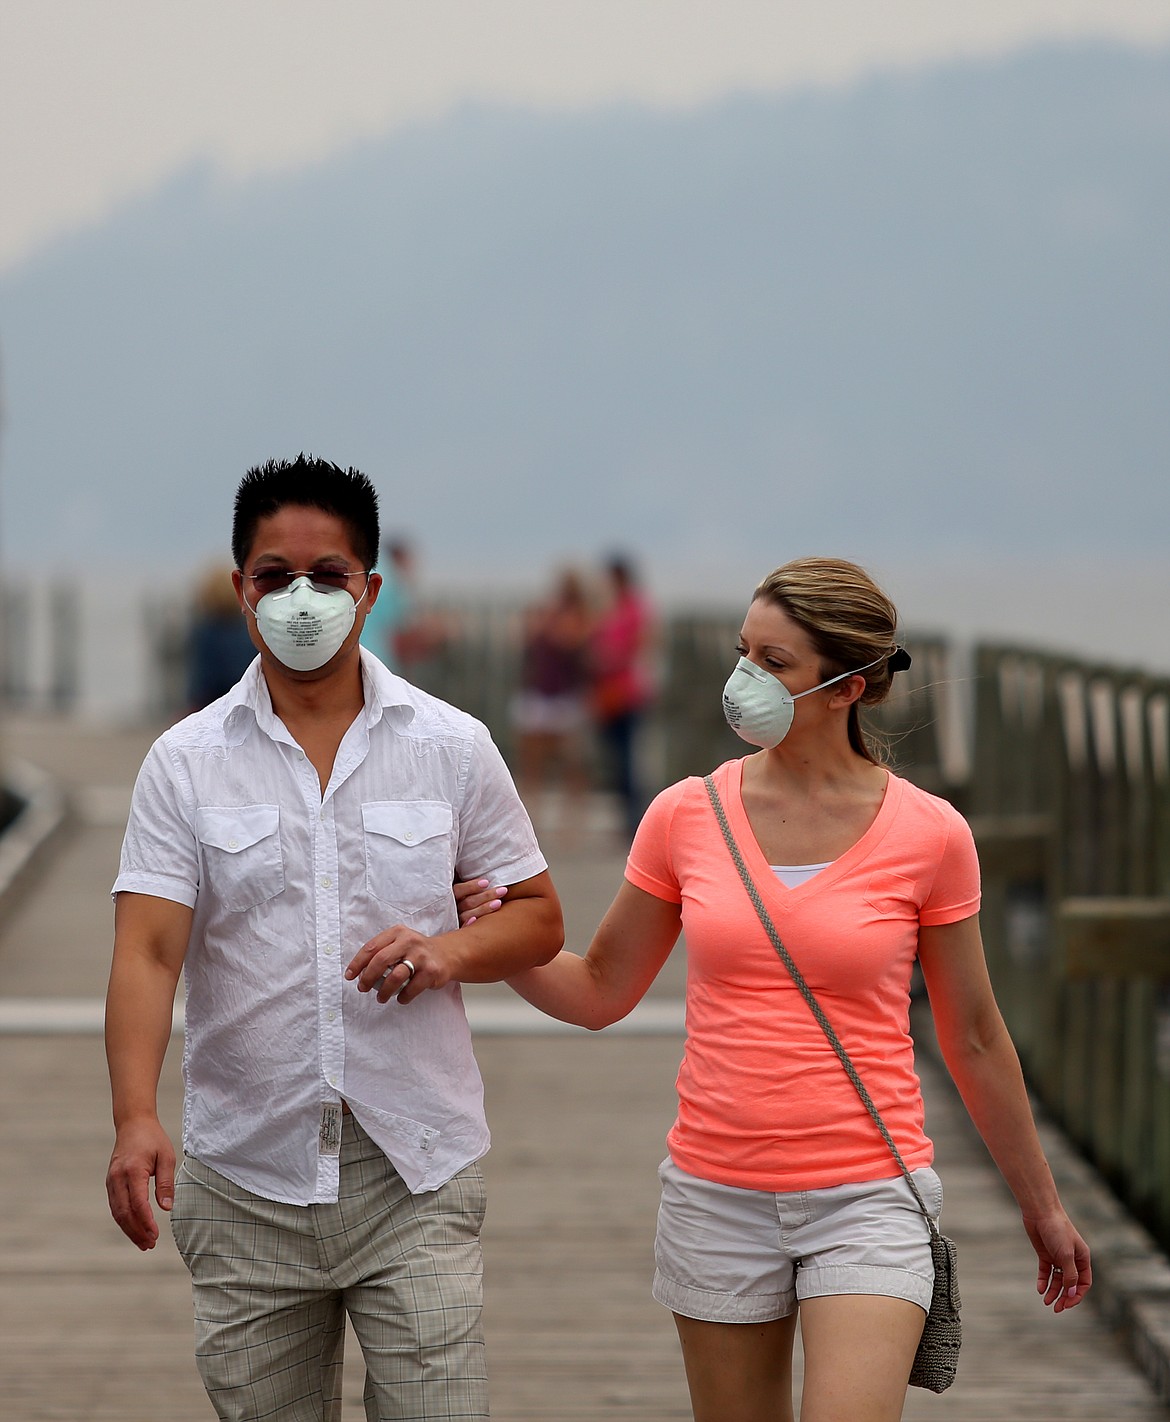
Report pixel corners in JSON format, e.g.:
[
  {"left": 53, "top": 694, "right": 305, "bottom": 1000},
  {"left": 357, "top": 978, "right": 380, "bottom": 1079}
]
[
  {"left": 1024, "top": 1209, "right": 1093, "bottom": 1312},
  {"left": 453, "top": 878, "right": 507, "bottom": 926}
]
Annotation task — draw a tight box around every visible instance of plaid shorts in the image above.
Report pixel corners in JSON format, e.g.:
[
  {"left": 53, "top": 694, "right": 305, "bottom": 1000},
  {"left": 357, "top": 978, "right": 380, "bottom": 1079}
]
[{"left": 170, "top": 1115, "right": 488, "bottom": 1422}]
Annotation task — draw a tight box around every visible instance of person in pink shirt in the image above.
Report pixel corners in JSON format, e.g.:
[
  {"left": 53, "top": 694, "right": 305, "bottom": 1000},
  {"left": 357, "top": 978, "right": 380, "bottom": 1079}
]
[
  {"left": 589, "top": 554, "right": 654, "bottom": 839},
  {"left": 462, "top": 556, "right": 1091, "bottom": 1422}
]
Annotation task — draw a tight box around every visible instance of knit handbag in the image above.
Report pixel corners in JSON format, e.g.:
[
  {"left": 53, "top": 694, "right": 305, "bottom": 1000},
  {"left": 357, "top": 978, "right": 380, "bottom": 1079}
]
[{"left": 703, "top": 775, "right": 962, "bottom": 1393}]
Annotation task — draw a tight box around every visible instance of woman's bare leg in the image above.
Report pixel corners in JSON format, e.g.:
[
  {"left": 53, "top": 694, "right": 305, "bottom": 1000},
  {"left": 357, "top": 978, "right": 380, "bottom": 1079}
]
[
  {"left": 672, "top": 1313, "right": 798, "bottom": 1422},
  {"left": 798, "top": 1295, "right": 924, "bottom": 1422}
]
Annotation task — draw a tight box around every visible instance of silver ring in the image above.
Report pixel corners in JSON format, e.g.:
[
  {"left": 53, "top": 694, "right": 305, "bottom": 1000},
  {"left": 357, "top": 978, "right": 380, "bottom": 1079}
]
[{"left": 399, "top": 958, "right": 416, "bottom": 980}]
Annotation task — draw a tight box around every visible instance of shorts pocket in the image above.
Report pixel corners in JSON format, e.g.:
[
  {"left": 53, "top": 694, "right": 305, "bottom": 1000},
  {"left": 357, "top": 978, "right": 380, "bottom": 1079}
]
[
  {"left": 170, "top": 1159, "right": 196, "bottom": 1262},
  {"left": 196, "top": 804, "right": 283, "bottom": 911},
  {"left": 910, "top": 1166, "right": 944, "bottom": 1220},
  {"left": 362, "top": 801, "right": 454, "bottom": 915}
]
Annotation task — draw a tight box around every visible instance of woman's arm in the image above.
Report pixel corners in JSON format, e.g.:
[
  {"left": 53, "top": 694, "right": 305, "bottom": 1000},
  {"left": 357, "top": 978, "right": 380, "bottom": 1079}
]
[
  {"left": 507, "top": 879, "right": 682, "bottom": 1030},
  {"left": 918, "top": 914, "right": 1092, "bottom": 1311}
]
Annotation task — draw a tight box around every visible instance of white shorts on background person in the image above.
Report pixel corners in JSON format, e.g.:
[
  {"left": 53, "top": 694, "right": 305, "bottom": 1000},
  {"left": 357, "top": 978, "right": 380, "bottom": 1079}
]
[
  {"left": 652, "top": 1157, "right": 940, "bottom": 1324},
  {"left": 509, "top": 689, "right": 588, "bottom": 736}
]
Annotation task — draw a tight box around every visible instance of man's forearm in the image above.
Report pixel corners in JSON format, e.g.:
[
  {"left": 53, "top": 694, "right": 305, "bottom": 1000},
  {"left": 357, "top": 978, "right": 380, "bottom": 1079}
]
[
  {"left": 105, "top": 952, "right": 181, "bottom": 1127},
  {"left": 443, "top": 894, "right": 564, "bottom": 982}
]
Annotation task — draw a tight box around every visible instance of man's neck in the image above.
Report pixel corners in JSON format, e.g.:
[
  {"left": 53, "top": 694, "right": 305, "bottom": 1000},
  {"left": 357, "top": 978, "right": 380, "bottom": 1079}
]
[
  {"left": 261, "top": 649, "right": 367, "bottom": 733},
  {"left": 261, "top": 651, "right": 368, "bottom": 796}
]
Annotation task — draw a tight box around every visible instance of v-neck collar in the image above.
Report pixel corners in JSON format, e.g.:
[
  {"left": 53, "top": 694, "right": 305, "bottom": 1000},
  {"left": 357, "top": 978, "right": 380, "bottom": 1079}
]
[{"left": 722, "top": 758, "right": 902, "bottom": 901}]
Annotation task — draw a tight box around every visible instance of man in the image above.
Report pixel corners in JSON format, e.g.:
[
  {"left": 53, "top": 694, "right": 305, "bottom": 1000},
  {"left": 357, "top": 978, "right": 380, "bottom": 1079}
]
[{"left": 105, "top": 455, "right": 563, "bottom": 1421}]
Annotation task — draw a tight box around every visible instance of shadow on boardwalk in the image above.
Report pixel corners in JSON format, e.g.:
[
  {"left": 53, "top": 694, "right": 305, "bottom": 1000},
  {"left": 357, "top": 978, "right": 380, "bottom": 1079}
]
[{"left": 0, "top": 715, "right": 1166, "bottom": 1420}]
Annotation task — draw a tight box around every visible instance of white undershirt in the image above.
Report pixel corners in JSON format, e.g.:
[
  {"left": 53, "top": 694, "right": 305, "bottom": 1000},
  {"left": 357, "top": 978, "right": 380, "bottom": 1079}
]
[{"left": 771, "top": 861, "right": 834, "bottom": 889}]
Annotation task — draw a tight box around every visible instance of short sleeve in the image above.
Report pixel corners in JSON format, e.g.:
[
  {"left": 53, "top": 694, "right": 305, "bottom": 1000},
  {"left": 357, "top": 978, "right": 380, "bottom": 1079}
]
[
  {"left": 454, "top": 723, "right": 547, "bottom": 887},
  {"left": 624, "top": 780, "right": 687, "bottom": 903},
  {"left": 112, "top": 739, "right": 201, "bottom": 907},
  {"left": 919, "top": 807, "right": 981, "bottom": 926}
]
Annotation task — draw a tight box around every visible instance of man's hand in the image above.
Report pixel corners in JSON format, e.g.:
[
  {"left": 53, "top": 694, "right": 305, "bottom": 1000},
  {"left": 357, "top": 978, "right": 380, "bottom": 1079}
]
[
  {"left": 453, "top": 878, "right": 507, "bottom": 926},
  {"left": 346, "top": 927, "right": 454, "bottom": 1005},
  {"left": 349, "top": 871, "right": 562, "bottom": 1004},
  {"left": 106, "top": 1117, "right": 176, "bottom": 1251}
]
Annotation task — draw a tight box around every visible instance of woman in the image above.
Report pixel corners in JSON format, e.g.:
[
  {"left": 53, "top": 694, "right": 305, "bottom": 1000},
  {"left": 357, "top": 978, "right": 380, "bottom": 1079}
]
[
  {"left": 463, "top": 557, "right": 1090, "bottom": 1422},
  {"left": 510, "top": 568, "right": 595, "bottom": 838}
]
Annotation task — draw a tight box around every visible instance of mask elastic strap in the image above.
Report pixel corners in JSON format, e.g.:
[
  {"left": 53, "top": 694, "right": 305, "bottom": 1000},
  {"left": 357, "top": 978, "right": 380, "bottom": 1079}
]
[{"left": 789, "top": 651, "right": 888, "bottom": 702}]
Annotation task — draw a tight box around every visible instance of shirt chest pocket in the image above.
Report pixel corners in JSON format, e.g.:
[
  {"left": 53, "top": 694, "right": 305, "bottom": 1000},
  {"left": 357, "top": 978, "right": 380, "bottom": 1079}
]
[
  {"left": 863, "top": 871, "right": 918, "bottom": 918},
  {"left": 196, "top": 805, "right": 284, "bottom": 912},
  {"left": 362, "top": 801, "right": 454, "bottom": 916}
]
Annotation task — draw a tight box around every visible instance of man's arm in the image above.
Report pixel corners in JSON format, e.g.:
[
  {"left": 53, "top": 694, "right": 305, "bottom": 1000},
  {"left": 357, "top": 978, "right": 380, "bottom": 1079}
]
[
  {"left": 105, "top": 891, "right": 192, "bottom": 1250},
  {"left": 345, "top": 869, "right": 563, "bottom": 1005}
]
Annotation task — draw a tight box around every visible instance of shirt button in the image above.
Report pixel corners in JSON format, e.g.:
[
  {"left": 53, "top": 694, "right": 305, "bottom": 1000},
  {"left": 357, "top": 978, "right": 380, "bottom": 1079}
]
[
  {"left": 328, "top": 1076, "right": 337, "bottom": 1088},
  {"left": 227, "top": 838, "right": 238, "bottom": 849},
  {"left": 403, "top": 830, "right": 415, "bottom": 842},
  {"left": 321, "top": 876, "right": 332, "bottom": 889},
  {"left": 327, "top": 1009, "right": 337, "bottom": 1022},
  {"left": 323, "top": 945, "right": 335, "bottom": 956}
]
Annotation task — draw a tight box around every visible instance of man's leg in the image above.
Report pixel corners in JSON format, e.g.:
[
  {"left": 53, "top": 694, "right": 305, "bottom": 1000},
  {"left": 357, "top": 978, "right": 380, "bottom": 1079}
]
[
  {"left": 171, "top": 1156, "right": 345, "bottom": 1422},
  {"left": 328, "top": 1122, "right": 489, "bottom": 1422}
]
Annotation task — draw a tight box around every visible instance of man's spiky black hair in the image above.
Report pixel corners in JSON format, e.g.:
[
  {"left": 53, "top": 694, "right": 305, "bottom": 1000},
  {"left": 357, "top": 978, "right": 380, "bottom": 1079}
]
[{"left": 231, "top": 455, "right": 380, "bottom": 570}]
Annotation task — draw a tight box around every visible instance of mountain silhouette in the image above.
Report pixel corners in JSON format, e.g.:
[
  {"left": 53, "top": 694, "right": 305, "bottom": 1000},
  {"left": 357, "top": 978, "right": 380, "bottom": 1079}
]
[{"left": 0, "top": 40, "right": 1166, "bottom": 594}]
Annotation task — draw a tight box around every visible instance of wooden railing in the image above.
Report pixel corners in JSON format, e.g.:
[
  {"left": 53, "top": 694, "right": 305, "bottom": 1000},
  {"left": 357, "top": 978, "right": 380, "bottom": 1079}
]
[{"left": 969, "top": 646, "right": 1170, "bottom": 1249}]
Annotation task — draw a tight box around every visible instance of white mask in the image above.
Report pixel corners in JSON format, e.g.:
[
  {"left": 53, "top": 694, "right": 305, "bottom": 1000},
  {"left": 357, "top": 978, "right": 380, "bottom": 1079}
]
[
  {"left": 721, "top": 653, "right": 885, "bottom": 748},
  {"left": 252, "top": 576, "right": 363, "bottom": 672}
]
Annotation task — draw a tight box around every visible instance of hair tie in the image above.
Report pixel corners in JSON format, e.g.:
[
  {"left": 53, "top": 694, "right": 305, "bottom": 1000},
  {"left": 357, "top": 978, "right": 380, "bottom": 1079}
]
[{"left": 888, "top": 646, "right": 912, "bottom": 674}]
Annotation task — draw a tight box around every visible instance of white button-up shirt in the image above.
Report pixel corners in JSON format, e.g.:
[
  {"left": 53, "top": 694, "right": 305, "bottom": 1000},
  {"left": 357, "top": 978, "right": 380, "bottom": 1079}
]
[{"left": 113, "top": 649, "right": 546, "bottom": 1204}]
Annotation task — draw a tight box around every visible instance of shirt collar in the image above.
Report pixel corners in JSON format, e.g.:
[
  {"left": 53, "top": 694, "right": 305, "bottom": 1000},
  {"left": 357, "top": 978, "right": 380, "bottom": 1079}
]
[
  {"left": 357, "top": 646, "right": 417, "bottom": 729},
  {"left": 220, "top": 648, "right": 416, "bottom": 745}
]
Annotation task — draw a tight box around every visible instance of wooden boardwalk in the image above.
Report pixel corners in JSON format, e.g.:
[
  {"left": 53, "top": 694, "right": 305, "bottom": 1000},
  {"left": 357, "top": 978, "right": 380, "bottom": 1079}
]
[{"left": 1, "top": 714, "right": 1167, "bottom": 1420}]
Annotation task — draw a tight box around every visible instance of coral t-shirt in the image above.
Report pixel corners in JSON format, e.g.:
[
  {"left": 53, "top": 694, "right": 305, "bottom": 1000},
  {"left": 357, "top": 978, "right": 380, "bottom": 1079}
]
[{"left": 625, "top": 758, "right": 981, "bottom": 1191}]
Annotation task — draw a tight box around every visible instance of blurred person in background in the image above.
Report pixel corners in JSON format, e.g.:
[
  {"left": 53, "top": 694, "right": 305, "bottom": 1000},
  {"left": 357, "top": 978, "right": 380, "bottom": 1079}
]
[
  {"left": 185, "top": 563, "right": 257, "bottom": 710},
  {"left": 104, "top": 455, "right": 562, "bottom": 1422},
  {"left": 463, "top": 556, "right": 1091, "bottom": 1422},
  {"left": 359, "top": 535, "right": 414, "bottom": 671},
  {"left": 510, "top": 567, "right": 594, "bottom": 843},
  {"left": 590, "top": 553, "right": 654, "bottom": 841},
  {"left": 362, "top": 534, "right": 450, "bottom": 683}
]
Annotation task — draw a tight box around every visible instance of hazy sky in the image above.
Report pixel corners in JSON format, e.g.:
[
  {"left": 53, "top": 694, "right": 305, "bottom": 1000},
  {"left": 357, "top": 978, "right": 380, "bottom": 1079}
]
[{"left": 3, "top": 0, "right": 1169, "bottom": 272}]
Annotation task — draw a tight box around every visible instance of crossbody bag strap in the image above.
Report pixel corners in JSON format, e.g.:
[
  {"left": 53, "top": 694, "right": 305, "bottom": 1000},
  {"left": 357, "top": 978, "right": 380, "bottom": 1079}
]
[{"left": 703, "top": 773, "right": 939, "bottom": 1235}]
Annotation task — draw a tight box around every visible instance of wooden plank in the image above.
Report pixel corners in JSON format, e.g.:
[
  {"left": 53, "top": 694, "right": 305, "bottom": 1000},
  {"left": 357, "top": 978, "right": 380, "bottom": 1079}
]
[
  {"left": 969, "top": 814, "right": 1054, "bottom": 881},
  {"left": 1060, "top": 898, "right": 1170, "bottom": 979}
]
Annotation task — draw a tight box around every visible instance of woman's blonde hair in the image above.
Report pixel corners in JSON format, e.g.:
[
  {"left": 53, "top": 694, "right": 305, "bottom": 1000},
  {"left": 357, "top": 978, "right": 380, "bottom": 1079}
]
[{"left": 752, "top": 557, "right": 901, "bottom": 764}]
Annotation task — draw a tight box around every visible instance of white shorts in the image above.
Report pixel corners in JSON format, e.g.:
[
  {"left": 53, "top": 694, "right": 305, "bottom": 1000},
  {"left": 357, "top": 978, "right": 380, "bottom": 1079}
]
[
  {"left": 652, "top": 1157, "right": 941, "bottom": 1323},
  {"left": 510, "top": 691, "right": 587, "bottom": 735}
]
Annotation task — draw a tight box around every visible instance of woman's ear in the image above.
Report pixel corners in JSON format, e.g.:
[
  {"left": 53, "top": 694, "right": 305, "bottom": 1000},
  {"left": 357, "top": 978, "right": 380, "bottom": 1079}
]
[{"left": 828, "top": 673, "right": 868, "bottom": 709}]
